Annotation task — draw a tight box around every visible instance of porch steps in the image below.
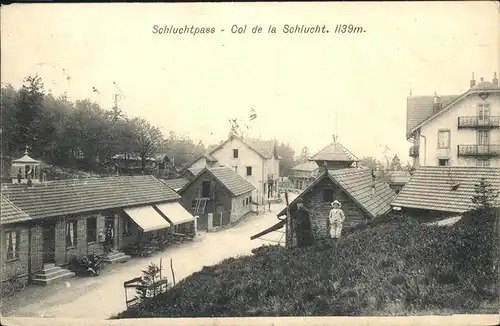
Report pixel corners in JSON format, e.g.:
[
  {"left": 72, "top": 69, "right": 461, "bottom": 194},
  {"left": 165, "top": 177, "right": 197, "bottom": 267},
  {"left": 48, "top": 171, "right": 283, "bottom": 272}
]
[
  {"left": 103, "top": 251, "right": 131, "bottom": 264},
  {"left": 32, "top": 264, "right": 75, "bottom": 286}
]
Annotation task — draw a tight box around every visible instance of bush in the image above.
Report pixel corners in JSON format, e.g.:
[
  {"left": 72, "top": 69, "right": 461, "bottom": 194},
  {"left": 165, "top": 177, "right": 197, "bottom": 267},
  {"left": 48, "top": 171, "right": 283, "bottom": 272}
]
[{"left": 115, "top": 211, "right": 498, "bottom": 318}]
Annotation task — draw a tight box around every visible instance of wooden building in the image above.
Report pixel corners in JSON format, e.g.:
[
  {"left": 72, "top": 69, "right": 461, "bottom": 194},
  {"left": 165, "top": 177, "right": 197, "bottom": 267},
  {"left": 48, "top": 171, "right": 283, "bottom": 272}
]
[
  {"left": 1, "top": 167, "right": 194, "bottom": 285},
  {"left": 252, "top": 168, "right": 396, "bottom": 247},
  {"left": 178, "top": 166, "right": 255, "bottom": 231}
]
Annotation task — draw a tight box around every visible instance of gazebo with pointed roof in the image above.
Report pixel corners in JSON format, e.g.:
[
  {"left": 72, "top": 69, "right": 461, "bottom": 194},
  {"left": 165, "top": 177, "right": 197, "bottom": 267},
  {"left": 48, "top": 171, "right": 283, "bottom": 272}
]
[
  {"left": 10, "top": 146, "right": 41, "bottom": 184},
  {"left": 309, "top": 136, "right": 359, "bottom": 171}
]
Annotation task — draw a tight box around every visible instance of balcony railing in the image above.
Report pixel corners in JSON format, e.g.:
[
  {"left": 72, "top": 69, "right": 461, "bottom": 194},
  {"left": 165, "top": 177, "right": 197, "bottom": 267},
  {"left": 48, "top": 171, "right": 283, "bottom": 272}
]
[
  {"left": 409, "top": 145, "right": 419, "bottom": 157},
  {"left": 457, "top": 144, "right": 500, "bottom": 157},
  {"left": 457, "top": 116, "right": 500, "bottom": 129}
]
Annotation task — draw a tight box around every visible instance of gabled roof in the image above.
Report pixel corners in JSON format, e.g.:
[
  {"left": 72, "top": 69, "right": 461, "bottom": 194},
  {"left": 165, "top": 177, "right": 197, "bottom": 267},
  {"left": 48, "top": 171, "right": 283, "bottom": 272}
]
[
  {"left": 179, "top": 166, "right": 255, "bottom": 197},
  {"left": 309, "top": 141, "right": 359, "bottom": 163},
  {"left": 291, "top": 161, "right": 319, "bottom": 172},
  {"left": 160, "top": 177, "right": 190, "bottom": 191},
  {"left": 406, "top": 95, "right": 458, "bottom": 138},
  {"left": 277, "top": 168, "right": 396, "bottom": 219},
  {"left": 208, "top": 135, "right": 280, "bottom": 160},
  {"left": 391, "top": 166, "right": 500, "bottom": 213},
  {"left": 2, "top": 175, "right": 181, "bottom": 220},
  {"left": 1, "top": 194, "right": 31, "bottom": 225},
  {"left": 407, "top": 80, "right": 500, "bottom": 137}
]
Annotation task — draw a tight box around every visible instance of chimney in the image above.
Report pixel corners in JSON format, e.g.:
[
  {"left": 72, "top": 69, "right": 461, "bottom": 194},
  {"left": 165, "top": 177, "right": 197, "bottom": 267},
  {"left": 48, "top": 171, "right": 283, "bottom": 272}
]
[
  {"left": 493, "top": 72, "right": 498, "bottom": 86},
  {"left": 432, "top": 92, "right": 442, "bottom": 113},
  {"left": 470, "top": 72, "right": 476, "bottom": 88}
]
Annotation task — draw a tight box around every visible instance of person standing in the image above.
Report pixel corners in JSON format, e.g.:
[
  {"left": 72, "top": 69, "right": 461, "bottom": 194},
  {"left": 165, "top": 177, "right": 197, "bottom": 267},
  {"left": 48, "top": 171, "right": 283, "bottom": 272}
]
[
  {"left": 293, "top": 198, "right": 314, "bottom": 247},
  {"left": 329, "top": 200, "right": 346, "bottom": 239}
]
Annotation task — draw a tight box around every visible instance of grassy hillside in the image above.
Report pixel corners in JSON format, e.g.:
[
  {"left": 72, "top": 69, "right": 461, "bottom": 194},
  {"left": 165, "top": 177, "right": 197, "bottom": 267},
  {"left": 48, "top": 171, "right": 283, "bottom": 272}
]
[{"left": 115, "top": 211, "right": 498, "bottom": 318}]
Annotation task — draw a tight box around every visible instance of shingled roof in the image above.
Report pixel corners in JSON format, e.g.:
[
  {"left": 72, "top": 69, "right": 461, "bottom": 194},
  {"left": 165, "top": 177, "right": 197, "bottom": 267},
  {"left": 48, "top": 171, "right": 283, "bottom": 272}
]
[
  {"left": 406, "top": 95, "right": 458, "bottom": 138},
  {"left": 391, "top": 166, "right": 500, "bottom": 213},
  {"left": 180, "top": 166, "right": 255, "bottom": 197},
  {"left": 277, "top": 168, "right": 396, "bottom": 219},
  {"left": 160, "top": 177, "right": 190, "bottom": 191},
  {"left": 407, "top": 78, "right": 500, "bottom": 138},
  {"left": 309, "top": 141, "right": 359, "bottom": 163},
  {"left": 2, "top": 175, "right": 181, "bottom": 220},
  {"left": 1, "top": 194, "right": 31, "bottom": 225}
]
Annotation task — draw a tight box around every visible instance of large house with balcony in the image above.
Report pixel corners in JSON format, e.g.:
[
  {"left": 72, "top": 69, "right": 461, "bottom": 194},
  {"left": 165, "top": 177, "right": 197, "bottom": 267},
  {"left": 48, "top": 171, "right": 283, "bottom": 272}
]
[
  {"left": 186, "top": 135, "right": 281, "bottom": 204},
  {"left": 407, "top": 73, "right": 500, "bottom": 168}
]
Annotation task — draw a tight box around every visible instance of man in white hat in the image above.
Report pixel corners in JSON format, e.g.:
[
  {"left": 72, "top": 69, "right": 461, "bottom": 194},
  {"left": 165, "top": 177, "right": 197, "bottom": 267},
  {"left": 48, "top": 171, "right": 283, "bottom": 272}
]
[{"left": 329, "top": 200, "right": 345, "bottom": 239}]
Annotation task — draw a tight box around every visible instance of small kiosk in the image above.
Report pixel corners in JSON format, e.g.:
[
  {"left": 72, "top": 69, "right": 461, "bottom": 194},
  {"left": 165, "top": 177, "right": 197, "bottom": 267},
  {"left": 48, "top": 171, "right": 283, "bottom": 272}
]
[{"left": 11, "top": 146, "right": 41, "bottom": 185}]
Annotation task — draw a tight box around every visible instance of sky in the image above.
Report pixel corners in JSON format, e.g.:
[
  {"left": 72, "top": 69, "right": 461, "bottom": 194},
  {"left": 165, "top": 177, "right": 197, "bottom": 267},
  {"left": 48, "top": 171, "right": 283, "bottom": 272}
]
[{"left": 1, "top": 2, "right": 498, "bottom": 164}]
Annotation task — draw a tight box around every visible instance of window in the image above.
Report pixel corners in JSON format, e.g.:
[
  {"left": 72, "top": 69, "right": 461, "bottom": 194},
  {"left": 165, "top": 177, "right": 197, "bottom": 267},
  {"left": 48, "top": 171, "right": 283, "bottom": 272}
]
[
  {"left": 246, "top": 166, "right": 252, "bottom": 176},
  {"left": 477, "top": 130, "right": 490, "bottom": 145},
  {"left": 5, "top": 230, "right": 20, "bottom": 260},
  {"left": 242, "top": 199, "right": 245, "bottom": 207},
  {"left": 66, "top": 220, "right": 78, "bottom": 248},
  {"left": 86, "top": 217, "right": 97, "bottom": 243},
  {"left": 438, "top": 159, "right": 449, "bottom": 166},
  {"left": 246, "top": 197, "right": 249, "bottom": 205},
  {"left": 323, "top": 189, "right": 334, "bottom": 202},
  {"left": 123, "top": 218, "right": 133, "bottom": 235},
  {"left": 233, "top": 166, "right": 238, "bottom": 173},
  {"left": 248, "top": 196, "right": 252, "bottom": 205},
  {"left": 202, "top": 181, "right": 211, "bottom": 197},
  {"left": 233, "top": 149, "right": 239, "bottom": 158},
  {"left": 477, "top": 159, "right": 490, "bottom": 167},
  {"left": 477, "top": 104, "right": 491, "bottom": 120},
  {"left": 437, "top": 130, "right": 451, "bottom": 149},
  {"left": 263, "top": 182, "right": 267, "bottom": 194}
]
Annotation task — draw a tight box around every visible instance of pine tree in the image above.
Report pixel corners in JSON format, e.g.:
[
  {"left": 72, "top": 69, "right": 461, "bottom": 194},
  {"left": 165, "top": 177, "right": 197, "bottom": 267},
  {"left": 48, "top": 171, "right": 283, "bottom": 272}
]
[
  {"left": 136, "top": 262, "right": 166, "bottom": 300},
  {"left": 471, "top": 178, "right": 499, "bottom": 213}
]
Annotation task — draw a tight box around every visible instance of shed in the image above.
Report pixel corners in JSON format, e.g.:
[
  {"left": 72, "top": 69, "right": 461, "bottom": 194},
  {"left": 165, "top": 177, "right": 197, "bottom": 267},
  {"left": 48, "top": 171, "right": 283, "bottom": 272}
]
[
  {"left": 179, "top": 166, "right": 255, "bottom": 231},
  {"left": 252, "top": 168, "right": 396, "bottom": 245}
]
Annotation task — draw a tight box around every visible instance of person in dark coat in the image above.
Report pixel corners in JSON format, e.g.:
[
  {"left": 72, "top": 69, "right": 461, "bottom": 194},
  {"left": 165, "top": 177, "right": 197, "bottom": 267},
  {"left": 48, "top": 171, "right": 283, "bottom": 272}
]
[{"left": 293, "top": 198, "right": 314, "bottom": 247}]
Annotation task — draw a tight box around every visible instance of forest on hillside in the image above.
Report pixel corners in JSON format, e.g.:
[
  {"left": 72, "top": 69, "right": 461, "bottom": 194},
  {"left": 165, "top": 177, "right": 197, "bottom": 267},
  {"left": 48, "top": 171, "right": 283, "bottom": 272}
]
[{"left": 1, "top": 75, "right": 298, "bottom": 176}]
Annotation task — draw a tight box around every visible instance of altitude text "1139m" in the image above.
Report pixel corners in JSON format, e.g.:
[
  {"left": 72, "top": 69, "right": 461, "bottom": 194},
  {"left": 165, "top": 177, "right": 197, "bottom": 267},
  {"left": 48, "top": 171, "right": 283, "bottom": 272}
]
[{"left": 333, "top": 24, "right": 366, "bottom": 34}]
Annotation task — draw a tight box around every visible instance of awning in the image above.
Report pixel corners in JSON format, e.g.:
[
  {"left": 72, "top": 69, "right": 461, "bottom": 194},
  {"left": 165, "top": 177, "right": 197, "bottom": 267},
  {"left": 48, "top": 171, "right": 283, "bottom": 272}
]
[
  {"left": 155, "top": 201, "right": 195, "bottom": 226},
  {"left": 123, "top": 205, "right": 170, "bottom": 232}
]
